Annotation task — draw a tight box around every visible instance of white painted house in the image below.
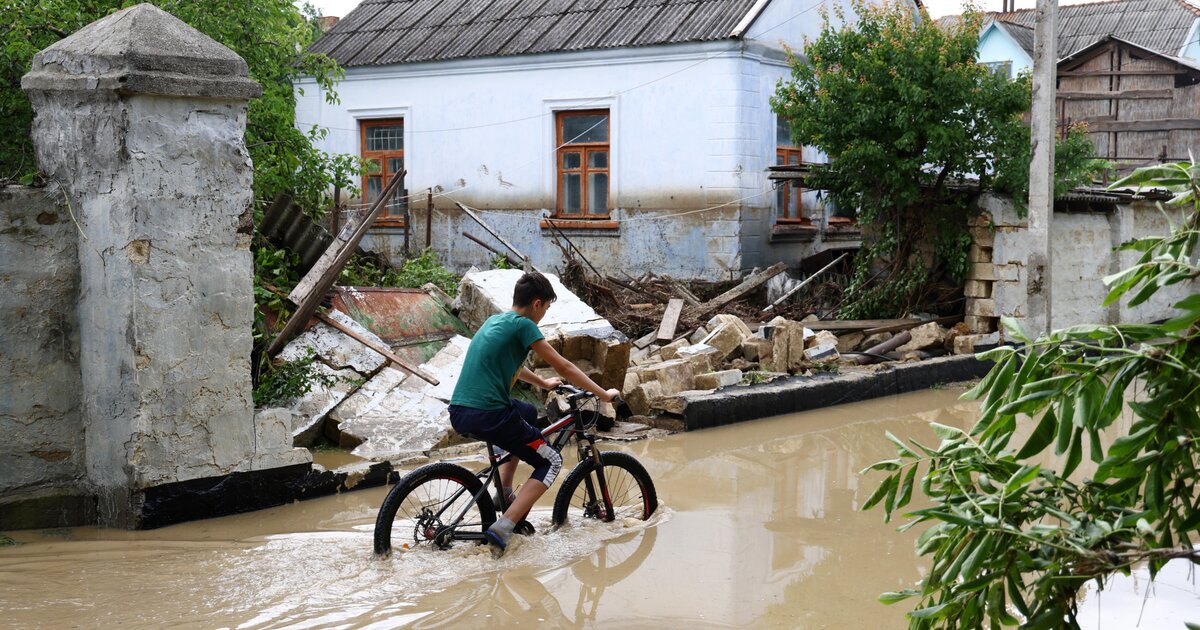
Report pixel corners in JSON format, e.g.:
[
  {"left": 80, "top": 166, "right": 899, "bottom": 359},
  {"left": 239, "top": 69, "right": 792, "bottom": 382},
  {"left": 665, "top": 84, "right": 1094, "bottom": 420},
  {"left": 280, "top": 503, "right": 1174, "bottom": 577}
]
[{"left": 296, "top": 0, "right": 913, "bottom": 280}]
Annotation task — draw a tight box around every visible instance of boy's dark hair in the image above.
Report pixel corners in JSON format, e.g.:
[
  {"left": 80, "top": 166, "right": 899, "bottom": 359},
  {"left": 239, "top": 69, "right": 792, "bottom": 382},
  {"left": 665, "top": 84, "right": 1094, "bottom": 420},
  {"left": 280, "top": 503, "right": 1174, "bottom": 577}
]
[{"left": 513, "top": 271, "right": 556, "bottom": 307}]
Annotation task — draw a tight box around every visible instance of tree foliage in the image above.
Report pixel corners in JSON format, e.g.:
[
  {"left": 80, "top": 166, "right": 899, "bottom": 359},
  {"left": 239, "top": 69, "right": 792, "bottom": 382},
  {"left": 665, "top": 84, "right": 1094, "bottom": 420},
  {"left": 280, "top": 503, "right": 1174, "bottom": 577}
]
[
  {"left": 771, "top": 1, "right": 1104, "bottom": 318},
  {"left": 865, "top": 160, "right": 1200, "bottom": 629},
  {"left": 1, "top": 0, "right": 357, "bottom": 210}
]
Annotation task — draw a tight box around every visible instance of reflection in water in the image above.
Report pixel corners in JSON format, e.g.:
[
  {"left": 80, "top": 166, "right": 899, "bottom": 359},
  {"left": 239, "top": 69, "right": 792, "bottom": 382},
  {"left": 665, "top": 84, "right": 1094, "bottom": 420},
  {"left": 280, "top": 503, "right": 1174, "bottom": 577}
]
[{"left": 21, "top": 389, "right": 1191, "bottom": 628}]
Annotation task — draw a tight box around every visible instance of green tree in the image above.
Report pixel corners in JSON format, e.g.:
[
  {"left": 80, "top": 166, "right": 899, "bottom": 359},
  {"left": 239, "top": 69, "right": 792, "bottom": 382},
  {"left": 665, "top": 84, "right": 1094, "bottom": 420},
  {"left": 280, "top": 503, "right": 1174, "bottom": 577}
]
[
  {"left": 1, "top": 0, "right": 356, "bottom": 210},
  {"left": 771, "top": 1, "right": 1104, "bottom": 318},
  {"left": 865, "top": 160, "right": 1200, "bottom": 628}
]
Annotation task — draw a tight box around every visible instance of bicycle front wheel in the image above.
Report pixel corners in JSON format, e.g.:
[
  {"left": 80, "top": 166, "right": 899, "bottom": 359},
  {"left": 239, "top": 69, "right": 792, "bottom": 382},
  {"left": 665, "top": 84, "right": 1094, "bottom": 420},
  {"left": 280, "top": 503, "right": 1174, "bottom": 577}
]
[
  {"left": 374, "top": 462, "right": 496, "bottom": 556},
  {"left": 552, "top": 451, "right": 657, "bottom": 527}
]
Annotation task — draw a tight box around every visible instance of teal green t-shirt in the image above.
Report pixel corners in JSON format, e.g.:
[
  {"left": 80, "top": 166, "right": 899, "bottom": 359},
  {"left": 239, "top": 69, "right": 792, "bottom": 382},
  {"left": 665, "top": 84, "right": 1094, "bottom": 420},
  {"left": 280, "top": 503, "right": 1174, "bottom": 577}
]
[{"left": 451, "top": 310, "right": 545, "bottom": 410}]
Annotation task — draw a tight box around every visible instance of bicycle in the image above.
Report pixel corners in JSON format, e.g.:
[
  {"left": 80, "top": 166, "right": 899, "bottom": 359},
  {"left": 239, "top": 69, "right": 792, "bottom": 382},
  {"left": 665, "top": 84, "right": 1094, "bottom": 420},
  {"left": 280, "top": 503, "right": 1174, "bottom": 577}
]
[{"left": 373, "top": 385, "right": 659, "bottom": 556}]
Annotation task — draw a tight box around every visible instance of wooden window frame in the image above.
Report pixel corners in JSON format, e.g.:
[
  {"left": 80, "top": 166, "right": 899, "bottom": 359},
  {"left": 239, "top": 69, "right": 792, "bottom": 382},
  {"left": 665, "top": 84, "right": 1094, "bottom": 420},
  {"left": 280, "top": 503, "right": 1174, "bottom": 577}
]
[
  {"left": 359, "top": 118, "right": 407, "bottom": 227},
  {"left": 555, "top": 109, "right": 610, "bottom": 219},
  {"left": 775, "top": 146, "right": 810, "bottom": 225}
]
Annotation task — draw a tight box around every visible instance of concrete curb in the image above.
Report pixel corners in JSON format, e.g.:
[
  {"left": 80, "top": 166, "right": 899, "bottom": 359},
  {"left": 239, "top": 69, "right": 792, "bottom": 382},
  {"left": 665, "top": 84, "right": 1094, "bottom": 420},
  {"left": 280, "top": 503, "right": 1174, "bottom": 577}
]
[{"left": 680, "top": 354, "right": 994, "bottom": 430}]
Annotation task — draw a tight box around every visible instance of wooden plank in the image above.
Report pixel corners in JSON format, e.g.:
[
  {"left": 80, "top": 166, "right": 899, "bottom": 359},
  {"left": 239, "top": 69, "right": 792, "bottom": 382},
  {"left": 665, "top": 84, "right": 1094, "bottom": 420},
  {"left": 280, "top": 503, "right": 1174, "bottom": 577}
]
[
  {"left": 656, "top": 298, "right": 685, "bottom": 342},
  {"left": 860, "top": 315, "right": 962, "bottom": 336},
  {"left": 1059, "top": 70, "right": 1184, "bottom": 77},
  {"left": 697, "top": 262, "right": 788, "bottom": 316},
  {"left": 1086, "top": 119, "right": 1200, "bottom": 133},
  {"left": 1057, "top": 89, "right": 1172, "bottom": 100},
  {"left": 268, "top": 171, "right": 406, "bottom": 356},
  {"left": 456, "top": 202, "right": 539, "bottom": 272},
  {"left": 804, "top": 318, "right": 920, "bottom": 332}
]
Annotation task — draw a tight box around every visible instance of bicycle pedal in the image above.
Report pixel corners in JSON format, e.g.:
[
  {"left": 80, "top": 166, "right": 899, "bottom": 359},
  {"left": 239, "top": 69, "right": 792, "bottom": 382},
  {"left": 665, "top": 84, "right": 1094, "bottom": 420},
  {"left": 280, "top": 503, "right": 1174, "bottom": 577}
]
[{"left": 514, "top": 520, "right": 536, "bottom": 536}]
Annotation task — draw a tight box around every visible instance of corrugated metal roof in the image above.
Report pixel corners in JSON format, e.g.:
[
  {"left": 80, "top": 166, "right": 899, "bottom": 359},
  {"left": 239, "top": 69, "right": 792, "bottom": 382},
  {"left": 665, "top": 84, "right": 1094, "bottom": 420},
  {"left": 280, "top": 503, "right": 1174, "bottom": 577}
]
[
  {"left": 939, "top": 0, "right": 1200, "bottom": 59},
  {"left": 313, "top": 0, "right": 760, "bottom": 67}
]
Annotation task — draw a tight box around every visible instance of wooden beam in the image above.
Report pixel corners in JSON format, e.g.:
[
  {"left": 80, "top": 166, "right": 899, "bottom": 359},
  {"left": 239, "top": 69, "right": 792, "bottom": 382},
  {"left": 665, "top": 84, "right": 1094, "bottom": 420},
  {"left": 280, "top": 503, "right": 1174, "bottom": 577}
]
[
  {"left": 1058, "top": 70, "right": 1184, "bottom": 77},
  {"left": 696, "top": 262, "right": 788, "bottom": 316},
  {"left": 267, "top": 170, "right": 405, "bottom": 356},
  {"left": 462, "top": 231, "right": 519, "bottom": 267},
  {"left": 804, "top": 318, "right": 921, "bottom": 332},
  {"left": 656, "top": 298, "right": 685, "bottom": 342},
  {"left": 1057, "top": 89, "right": 1173, "bottom": 100},
  {"left": 860, "top": 315, "right": 962, "bottom": 336},
  {"left": 1085, "top": 118, "right": 1200, "bottom": 132}
]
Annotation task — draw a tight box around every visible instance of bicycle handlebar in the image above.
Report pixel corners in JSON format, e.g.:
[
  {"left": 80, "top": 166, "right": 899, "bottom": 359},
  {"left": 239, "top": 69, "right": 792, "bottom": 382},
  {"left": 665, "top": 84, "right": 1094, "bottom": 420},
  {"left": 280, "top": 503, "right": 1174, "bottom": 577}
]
[{"left": 554, "top": 384, "right": 622, "bottom": 406}]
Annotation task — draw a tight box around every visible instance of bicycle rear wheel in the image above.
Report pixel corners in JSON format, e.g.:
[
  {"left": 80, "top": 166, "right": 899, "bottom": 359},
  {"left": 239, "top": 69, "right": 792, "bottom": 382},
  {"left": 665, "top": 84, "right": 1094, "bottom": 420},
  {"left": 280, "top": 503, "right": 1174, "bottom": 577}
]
[
  {"left": 552, "top": 451, "right": 657, "bottom": 527},
  {"left": 374, "top": 462, "right": 496, "bottom": 556}
]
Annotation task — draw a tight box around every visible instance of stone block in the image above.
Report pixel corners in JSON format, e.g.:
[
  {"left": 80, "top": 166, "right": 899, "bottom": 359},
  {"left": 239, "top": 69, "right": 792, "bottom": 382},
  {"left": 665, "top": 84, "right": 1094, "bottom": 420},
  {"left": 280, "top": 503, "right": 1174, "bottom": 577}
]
[
  {"left": 836, "top": 332, "right": 863, "bottom": 354},
  {"left": 968, "top": 262, "right": 996, "bottom": 281},
  {"left": 639, "top": 359, "right": 695, "bottom": 396},
  {"left": 659, "top": 338, "right": 690, "bottom": 360},
  {"left": 952, "top": 331, "right": 1002, "bottom": 354},
  {"left": 626, "top": 380, "right": 663, "bottom": 416},
  {"left": 700, "top": 322, "right": 751, "bottom": 360},
  {"left": 769, "top": 321, "right": 811, "bottom": 373},
  {"left": 687, "top": 326, "right": 709, "bottom": 345},
  {"left": 970, "top": 225, "right": 995, "bottom": 247},
  {"left": 964, "top": 315, "right": 996, "bottom": 334},
  {"left": 622, "top": 371, "right": 641, "bottom": 396},
  {"left": 707, "top": 314, "right": 753, "bottom": 339},
  {"left": 804, "top": 342, "right": 839, "bottom": 362},
  {"left": 741, "top": 337, "right": 773, "bottom": 362},
  {"left": 806, "top": 330, "right": 838, "bottom": 350},
  {"left": 964, "top": 280, "right": 992, "bottom": 298},
  {"left": 968, "top": 243, "right": 992, "bottom": 263},
  {"left": 966, "top": 298, "right": 997, "bottom": 318},
  {"left": 677, "top": 343, "right": 719, "bottom": 374},
  {"left": 997, "top": 264, "right": 1021, "bottom": 282},
  {"left": 896, "top": 322, "right": 947, "bottom": 352},
  {"left": 591, "top": 334, "right": 630, "bottom": 391},
  {"left": 694, "top": 369, "right": 743, "bottom": 390}
]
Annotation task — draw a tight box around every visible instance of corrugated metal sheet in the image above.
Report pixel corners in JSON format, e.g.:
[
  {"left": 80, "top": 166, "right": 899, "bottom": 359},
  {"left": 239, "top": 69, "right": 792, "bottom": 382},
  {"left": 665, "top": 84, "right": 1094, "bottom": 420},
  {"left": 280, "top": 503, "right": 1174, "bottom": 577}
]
[
  {"left": 330, "top": 287, "right": 469, "bottom": 346},
  {"left": 941, "top": 0, "right": 1200, "bottom": 59},
  {"left": 312, "top": 0, "right": 760, "bottom": 67}
]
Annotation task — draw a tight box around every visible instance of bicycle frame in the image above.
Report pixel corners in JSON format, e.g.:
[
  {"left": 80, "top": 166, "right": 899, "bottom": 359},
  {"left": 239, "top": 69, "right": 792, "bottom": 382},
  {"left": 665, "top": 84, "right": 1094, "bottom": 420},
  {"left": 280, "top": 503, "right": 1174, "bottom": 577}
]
[{"left": 432, "top": 393, "right": 615, "bottom": 545}]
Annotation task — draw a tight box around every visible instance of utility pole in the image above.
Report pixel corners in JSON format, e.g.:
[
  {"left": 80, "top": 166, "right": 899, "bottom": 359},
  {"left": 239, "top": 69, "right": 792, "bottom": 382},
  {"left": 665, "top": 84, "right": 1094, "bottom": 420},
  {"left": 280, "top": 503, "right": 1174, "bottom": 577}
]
[{"left": 1027, "top": 0, "right": 1057, "bottom": 336}]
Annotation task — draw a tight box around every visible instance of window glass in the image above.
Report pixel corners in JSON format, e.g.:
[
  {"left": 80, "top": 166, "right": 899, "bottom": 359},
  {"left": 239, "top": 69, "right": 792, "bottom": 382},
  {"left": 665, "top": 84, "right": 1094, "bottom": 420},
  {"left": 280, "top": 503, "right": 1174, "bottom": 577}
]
[
  {"left": 366, "top": 124, "right": 403, "bottom": 151},
  {"left": 562, "top": 114, "right": 608, "bottom": 144},
  {"left": 588, "top": 151, "right": 608, "bottom": 169},
  {"left": 777, "top": 115, "right": 794, "bottom": 146},
  {"left": 588, "top": 173, "right": 608, "bottom": 214},
  {"left": 366, "top": 175, "right": 382, "bottom": 204},
  {"left": 562, "top": 174, "right": 582, "bottom": 212},
  {"left": 563, "top": 152, "right": 581, "bottom": 170}
]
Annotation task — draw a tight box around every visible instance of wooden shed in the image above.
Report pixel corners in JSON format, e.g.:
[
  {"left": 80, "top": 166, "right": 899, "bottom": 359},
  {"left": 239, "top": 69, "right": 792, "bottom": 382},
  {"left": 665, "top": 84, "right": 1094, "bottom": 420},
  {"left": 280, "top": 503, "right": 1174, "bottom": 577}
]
[{"left": 1057, "top": 36, "right": 1200, "bottom": 173}]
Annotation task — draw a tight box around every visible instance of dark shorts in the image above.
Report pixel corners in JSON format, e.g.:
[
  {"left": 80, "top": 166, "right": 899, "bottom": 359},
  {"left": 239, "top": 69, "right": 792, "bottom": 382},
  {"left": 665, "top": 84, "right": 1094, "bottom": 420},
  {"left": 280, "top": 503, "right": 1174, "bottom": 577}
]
[{"left": 448, "top": 400, "right": 562, "bottom": 487}]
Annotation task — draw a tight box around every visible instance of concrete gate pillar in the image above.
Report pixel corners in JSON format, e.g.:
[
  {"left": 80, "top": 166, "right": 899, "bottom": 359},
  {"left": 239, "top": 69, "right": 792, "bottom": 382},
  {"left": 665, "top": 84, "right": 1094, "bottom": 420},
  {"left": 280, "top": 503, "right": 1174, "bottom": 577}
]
[{"left": 22, "top": 3, "right": 306, "bottom": 527}]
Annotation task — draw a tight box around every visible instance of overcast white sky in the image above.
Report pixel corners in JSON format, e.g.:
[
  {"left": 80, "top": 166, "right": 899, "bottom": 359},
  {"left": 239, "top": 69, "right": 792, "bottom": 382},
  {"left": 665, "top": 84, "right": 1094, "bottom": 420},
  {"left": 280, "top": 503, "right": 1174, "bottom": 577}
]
[{"left": 304, "top": 0, "right": 1097, "bottom": 22}]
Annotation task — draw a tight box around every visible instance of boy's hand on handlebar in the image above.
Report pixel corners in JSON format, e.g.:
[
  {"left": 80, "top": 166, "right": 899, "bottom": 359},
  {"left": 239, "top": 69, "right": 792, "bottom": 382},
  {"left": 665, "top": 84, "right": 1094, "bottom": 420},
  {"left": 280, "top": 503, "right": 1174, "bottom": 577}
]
[
  {"left": 542, "top": 376, "right": 563, "bottom": 390},
  {"left": 602, "top": 388, "right": 621, "bottom": 403}
]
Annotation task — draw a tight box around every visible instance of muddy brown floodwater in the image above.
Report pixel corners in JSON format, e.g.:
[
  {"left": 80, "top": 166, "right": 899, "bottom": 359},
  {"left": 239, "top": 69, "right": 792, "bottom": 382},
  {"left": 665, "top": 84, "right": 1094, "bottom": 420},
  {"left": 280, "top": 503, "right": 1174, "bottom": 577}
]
[{"left": 3, "top": 388, "right": 1192, "bottom": 628}]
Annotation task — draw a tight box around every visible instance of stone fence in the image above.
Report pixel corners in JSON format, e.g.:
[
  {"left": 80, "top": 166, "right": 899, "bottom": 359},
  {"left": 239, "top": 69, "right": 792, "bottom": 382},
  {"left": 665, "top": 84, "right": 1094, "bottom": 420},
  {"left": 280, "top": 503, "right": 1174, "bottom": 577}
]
[
  {"left": 1, "top": 4, "right": 308, "bottom": 529},
  {"left": 964, "top": 193, "right": 1198, "bottom": 336}
]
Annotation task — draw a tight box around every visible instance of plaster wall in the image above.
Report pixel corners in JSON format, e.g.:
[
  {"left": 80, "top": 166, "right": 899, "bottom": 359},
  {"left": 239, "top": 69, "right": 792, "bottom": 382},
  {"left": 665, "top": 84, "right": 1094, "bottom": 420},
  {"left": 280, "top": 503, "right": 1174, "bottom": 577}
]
[
  {"left": 0, "top": 187, "right": 84, "bottom": 498},
  {"left": 977, "top": 25, "right": 1034, "bottom": 77}
]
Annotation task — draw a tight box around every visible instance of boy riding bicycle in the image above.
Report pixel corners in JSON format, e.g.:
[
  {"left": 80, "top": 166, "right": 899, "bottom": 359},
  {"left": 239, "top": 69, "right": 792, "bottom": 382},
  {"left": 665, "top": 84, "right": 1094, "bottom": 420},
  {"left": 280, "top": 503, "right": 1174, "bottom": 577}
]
[{"left": 448, "top": 271, "right": 620, "bottom": 554}]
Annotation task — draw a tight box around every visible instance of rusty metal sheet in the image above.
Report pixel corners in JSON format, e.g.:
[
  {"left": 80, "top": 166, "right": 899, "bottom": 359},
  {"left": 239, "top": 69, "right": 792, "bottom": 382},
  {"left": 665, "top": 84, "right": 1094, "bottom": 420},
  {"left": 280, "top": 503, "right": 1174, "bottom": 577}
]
[{"left": 330, "top": 287, "right": 469, "bottom": 347}]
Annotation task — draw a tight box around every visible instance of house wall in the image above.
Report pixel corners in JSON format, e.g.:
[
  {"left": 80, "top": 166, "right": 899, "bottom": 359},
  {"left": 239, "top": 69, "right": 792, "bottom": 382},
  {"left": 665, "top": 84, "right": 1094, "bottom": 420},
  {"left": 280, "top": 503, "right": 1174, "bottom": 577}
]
[
  {"left": 297, "top": 41, "right": 763, "bottom": 279},
  {"left": 975, "top": 193, "right": 1198, "bottom": 334},
  {"left": 0, "top": 186, "right": 87, "bottom": 517},
  {"left": 977, "top": 24, "right": 1033, "bottom": 76}
]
